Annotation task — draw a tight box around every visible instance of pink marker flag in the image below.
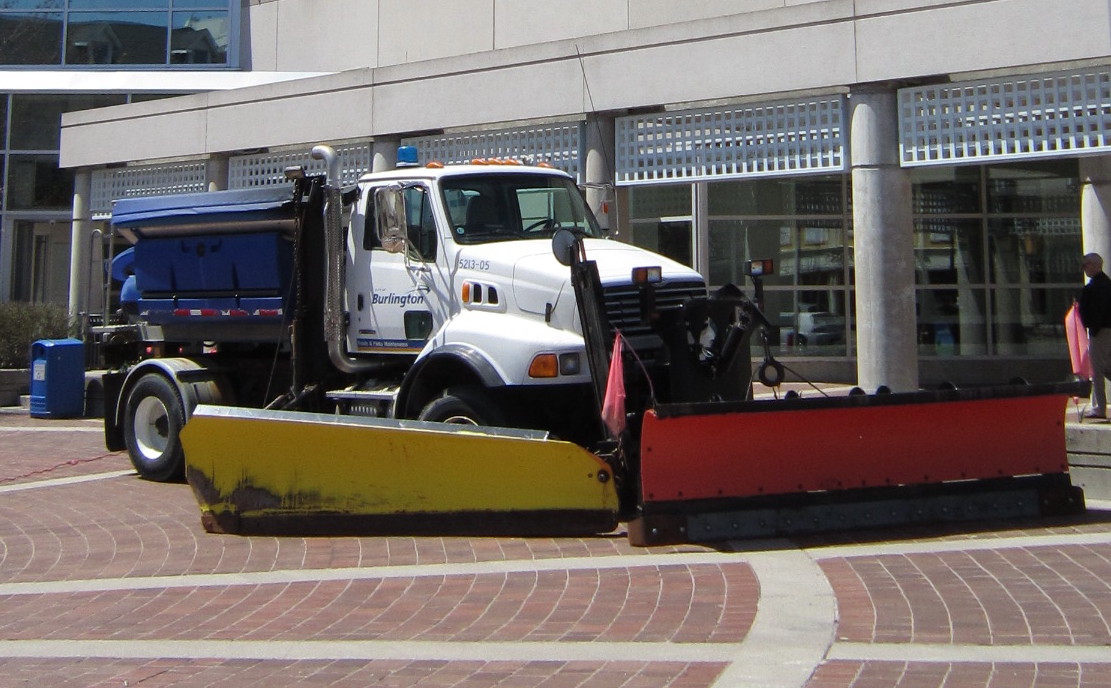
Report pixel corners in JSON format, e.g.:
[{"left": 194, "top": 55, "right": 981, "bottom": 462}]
[
  {"left": 601, "top": 334, "right": 626, "bottom": 438},
  {"left": 1066, "top": 302, "right": 1092, "bottom": 380}
]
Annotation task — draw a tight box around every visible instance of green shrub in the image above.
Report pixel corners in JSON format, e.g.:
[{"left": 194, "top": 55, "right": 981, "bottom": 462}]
[{"left": 0, "top": 302, "right": 71, "bottom": 368}]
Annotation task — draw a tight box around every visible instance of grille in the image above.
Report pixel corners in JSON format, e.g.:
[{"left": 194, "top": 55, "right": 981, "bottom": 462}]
[{"left": 602, "top": 280, "right": 706, "bottom": 341}]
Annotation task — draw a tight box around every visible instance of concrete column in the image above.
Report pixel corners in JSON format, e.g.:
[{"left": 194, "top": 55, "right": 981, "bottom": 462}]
[
  {"left": 67, "top": 169, "right": 93, "bottom": 329},
  {"left": 1080, "top": 155, "right": 1111, "bottom": 264},
  {"left": 583, "top": 115, "right": 616, "bottom": 230},
  {"left": 372, "top": 137, "right": 400, "bottom": 172},
  {"left": 850, "top": 87, "right": 918, "bottom": 392},
  {"left": 206, "top": 155, "right": 229, "bottom": 192}
]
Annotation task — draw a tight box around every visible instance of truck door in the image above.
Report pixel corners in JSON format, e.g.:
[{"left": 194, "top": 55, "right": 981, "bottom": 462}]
[{"left": 346, "top": 184, "right": 449, "bottom": 355}]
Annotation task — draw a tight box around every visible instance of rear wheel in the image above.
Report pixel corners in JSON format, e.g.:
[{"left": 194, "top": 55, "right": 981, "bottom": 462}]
[
  {"left": 417, "top": 386, "right": 509, "bottom": 427},
  {"left": 123, "top": 374, "right": 186, "bottom": 482}
]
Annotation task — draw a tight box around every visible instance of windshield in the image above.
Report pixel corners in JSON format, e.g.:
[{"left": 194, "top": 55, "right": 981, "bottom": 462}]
[{"left": 440, "top": 173, "right": 603, "bottom": 245}]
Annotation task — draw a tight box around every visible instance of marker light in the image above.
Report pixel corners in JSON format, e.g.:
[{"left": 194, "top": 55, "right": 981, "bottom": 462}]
[
  {"left": 396, "top": 146, "right": 419, "bottom": 167},
  {"left": 528, "top": 354, "right": 559, "bottom": 378},
  {"left": 744, "top": 259, "right": 774, "bottom": 277},
  {"left": 631, "top": 266, "right": 663, "bottom": 284}
]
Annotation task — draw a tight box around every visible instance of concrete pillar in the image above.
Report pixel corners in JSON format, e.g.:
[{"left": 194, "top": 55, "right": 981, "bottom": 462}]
[
  {"left": 1080, "top": 155, "right": 1111, "bottom": 264},
  {"left": 372, "top": 137, "right": 400, "bottom": 172},
  {"left": 206, "top": 155, "right": 229, "bottom": 192},
  {"left": 850, "top": 87, "right": 918, "bottom": 392},
  {"left": 67, "top": 169, "right": 93, "bottom": 330},
  {"left": 583, "top": 115, "right": 616, "bottom": 230}
]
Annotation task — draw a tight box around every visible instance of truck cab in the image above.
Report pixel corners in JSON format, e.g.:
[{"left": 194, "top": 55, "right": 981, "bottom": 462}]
[{"left": 342, "top": 158, "right": 706, "bottom": 437}]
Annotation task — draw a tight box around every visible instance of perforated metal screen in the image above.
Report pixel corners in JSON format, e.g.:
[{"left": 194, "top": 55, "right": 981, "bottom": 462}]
[
  {"left": 403, "top": 123, "right": 583, "bottom": 181},
  {"left": 227, "top": 143, "right": 373, "bottom": 188},
  {"left": 900, "top": 68, "right": 1111, "bottom": 166},
  {"left": 615, "top": 97, "right": 847, "bottom": 186},
  {"left": 90, "top": 162, "right": 209, "bottom": 218}
]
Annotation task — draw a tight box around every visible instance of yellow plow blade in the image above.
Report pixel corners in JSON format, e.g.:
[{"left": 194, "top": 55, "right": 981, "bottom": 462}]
[{"left": 181, "top": 405, "right": 619, "bottom": 536}]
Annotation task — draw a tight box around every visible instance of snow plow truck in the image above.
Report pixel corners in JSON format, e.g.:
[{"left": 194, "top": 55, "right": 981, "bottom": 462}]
[{"left": 93, "top": 145, "right": 1087, "bottom": 546}]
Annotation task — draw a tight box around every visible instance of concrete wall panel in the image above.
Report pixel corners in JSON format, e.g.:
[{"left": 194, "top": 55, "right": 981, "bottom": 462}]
[
  {"left": 61, "top": 101, "right": 210, "bottom": 167},
  {"left": 630, "top": 0, "right": 781, "bottom": 28},
  {"left": 584, "top": 22, "right": 857, "bottom": 111},
  {"left": 61, "top": 0, "right": 1111, "bottom": 169},
  {"left": 856, "top": 0, "right": 1111, "bottom": 82},
  {"left": 494, "top": 0, "right": 628, "bottom": 49},
  {"left": 204, "top": 71, "right": 375, "bottom": 151},
  {"left": 378, "top": 0, "right": 494, "bottom": 64},
  {"left": 274, "top": 0, "right": 379, "bottom": 72},
  {"left": 372, "top": 60, "right": 584, "bottom": 134},
  {"left": 244, "top": 1, "right": 279, "bottom": 71},
  {"left": 205, "top": 89, "right": 374, "bottom": 151}
]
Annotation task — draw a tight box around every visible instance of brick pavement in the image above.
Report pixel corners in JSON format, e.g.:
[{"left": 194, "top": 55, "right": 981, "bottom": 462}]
[{"left": 1, "top": 408, "right": 1110, "bottom": 687}]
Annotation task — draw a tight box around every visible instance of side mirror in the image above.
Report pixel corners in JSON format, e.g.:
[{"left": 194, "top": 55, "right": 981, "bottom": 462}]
[
  {"left": 551, "top": 228, "right": 579, "bottom": 267},
  {"left": 374, "top": 186, "right": 408, "bottom": 254}
]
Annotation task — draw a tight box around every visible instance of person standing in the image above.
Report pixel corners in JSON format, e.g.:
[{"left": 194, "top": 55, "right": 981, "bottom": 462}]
[{"left": 1079, "top": 253, "right": 1111, "bottom": 419}]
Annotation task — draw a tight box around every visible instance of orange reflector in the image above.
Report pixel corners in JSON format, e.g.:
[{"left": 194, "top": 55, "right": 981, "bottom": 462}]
[
  {"left": 528, "top": 354, "right": 559, "bottom": 378},
  {"left": 426, "top": 161, "right": 444, "bottom": 169},
  {"left": 461, "top": 282, "right": 471, "bottom": 303}
]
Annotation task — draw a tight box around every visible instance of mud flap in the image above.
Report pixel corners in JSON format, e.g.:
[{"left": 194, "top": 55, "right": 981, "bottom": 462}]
[
  {"left": 182, "top": 405, "right": 619, "bottom": 537},
  {"left": 630, "top": 383, "right": 1086, "bottom": 546}
]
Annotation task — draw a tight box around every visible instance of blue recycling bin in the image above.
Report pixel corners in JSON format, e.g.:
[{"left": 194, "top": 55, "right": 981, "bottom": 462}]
[{"left": 29, "top": 338, "right": 85, "bottom": 419}]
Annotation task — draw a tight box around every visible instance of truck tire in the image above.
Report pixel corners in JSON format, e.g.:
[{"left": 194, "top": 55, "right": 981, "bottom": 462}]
[
  {"left": 417, "top": 386, "right": 508, "bottom": 427},
  {"left": 123, "top": 374, "right": 186, "bottom": 482}
]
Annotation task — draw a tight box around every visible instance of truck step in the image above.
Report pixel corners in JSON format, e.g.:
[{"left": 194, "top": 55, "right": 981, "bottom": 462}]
[{"left": 326, "top": 386, "right": 400, "bottom": 417}]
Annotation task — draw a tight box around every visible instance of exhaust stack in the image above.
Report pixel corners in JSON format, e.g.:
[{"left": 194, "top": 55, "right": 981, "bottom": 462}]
[{"left": 311, "top": 145, "right": 385, "bottom": 375}]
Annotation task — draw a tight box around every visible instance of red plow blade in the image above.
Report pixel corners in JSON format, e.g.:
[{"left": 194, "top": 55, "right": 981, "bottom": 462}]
[{"left": 629, "top": 382, "right": 1086, "bottom": 545}]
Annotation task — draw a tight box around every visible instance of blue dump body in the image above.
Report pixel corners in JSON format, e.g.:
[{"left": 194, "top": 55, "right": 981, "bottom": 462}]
[{"left": 111, "top": 187, "right": 296, "bottom": 328}]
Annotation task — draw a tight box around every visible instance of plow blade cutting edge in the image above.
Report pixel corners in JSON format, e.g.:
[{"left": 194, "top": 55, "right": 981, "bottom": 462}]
[
  {"left": 630, "top": 382, "right": 1086, "bottom": 545},
  {"left": 182, "top": 405, "right": 619, "bottom": 537}
]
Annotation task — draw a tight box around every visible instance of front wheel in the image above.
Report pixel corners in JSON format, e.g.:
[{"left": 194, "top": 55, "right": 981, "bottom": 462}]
[
  {"left": 123, "top": 374, "right": 186, "bottom": 482},
  {"left": 417, "top": 386, "right": 509, "bottom": 427}
]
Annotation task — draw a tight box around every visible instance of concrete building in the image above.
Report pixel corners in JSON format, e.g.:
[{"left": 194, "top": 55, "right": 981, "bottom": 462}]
[
  {"left": 0, "top": 0, "right": 319, "bottom": 306},
  {"left": 49, "top": 0, "right": 1111, "bottom": 387}
]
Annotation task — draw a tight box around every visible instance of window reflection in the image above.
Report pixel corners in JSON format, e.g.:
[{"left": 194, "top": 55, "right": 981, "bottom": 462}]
[
  {"left": 629, "top": 184, "right": 690, "bottom": 219},
  {"left": 988, "top": 218, "right": 1081, "bottom": 286},
  {"left": 7, "top": 154, "right": 73, "bottom": 210},
  {"left": 706, "top": 176, "right": 850, "bottom": 355},
  {"left": 914, "top": 218, "right": 984, "bottom": 287},
  {"left": 171, "top": 11, "right": 227, "bottom": 64},
  {"left": 67, "top": 11, "right": 166, "bottom": 64},
  {"left": 911, "top": 160, "right": 1079, "bottom": 356},
  {"left": 11, "top": 93, "right": 127, "bottom": 150},
  {"left": 917, "top": 287, "right": 987, "bottom": 357},
  {"left": 0, "top": 12, "right": 63, "bottom": 65},
  {"left": 0, "top": 1, "right": 231, "bottom": 65}
]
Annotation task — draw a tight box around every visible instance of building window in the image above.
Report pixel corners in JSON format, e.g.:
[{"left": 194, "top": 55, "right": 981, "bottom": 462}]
[
  {"left": 0, "top": 1, "right": 233, "bottom": 66},
  {"left": 912, "top": 160, "right": 1080, "bottom": 357},
  {"left": 0, "top": 92, "right": 172, "bottom": 304},
  {"left": 0, "top": 10, "right": 63, "bottom": 65},
  {"left": 628, "top": 161, "right": 1081, "bottom": 361},
  {"left": 626, "top": 184, "right": 695, "bottom": 271},
  {"left": 706, "top": 176, "right": 851, "bottom": 357}
]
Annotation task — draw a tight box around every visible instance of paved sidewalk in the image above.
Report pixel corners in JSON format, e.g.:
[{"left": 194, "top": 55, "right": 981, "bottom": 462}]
[{"left": 1, "top": 409, "right": 1110, "bottom": 687}]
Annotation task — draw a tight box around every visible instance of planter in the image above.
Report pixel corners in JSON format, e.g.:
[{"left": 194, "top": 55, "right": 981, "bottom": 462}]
[{"left": 0, "top": 368, "right": 29, "bottom": 407}]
